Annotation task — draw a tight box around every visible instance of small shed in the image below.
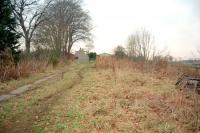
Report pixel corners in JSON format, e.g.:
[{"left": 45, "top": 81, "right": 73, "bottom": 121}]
[{"left": 75, "top": 49, "right": 89, "bottom": 62}]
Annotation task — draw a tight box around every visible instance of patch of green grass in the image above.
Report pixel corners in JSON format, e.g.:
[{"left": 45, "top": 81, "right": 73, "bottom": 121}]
[
  {"left": 72, "top": 119, "right": 85, "bottom": 129},
  {"left": 0, "top": 104, "right": 12, "bottom": 121},
  {"left": 32, "top": 127, "right": 45, "bottom": 133},
  {"left": 186, "top": 119, "right": 200, "bottom": 131},
  {"left": 65, "top": 108, "right": 86, "bottom": 131},
  {"left": 56, "top": 122, "right": 67, "bottom": 131},
  {"left": 156, "top": 122, "right": 176, "bottom": 133},
  {"left": 66, "top": 110, "right": 85, "bottom": 120},
  {"left": 0, "top": 73, "right": 47, "bottom": 94},
  {"left": 78, "top": 95, "right": 86, "bottom": 101}
]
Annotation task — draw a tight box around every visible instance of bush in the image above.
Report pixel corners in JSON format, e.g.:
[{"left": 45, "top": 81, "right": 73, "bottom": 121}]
[
  {"left": 49, "top": 54, "right": 59, "bottom": 68},
  {"left": 88, "top": 52, "right": 96, "bottom": 61}
]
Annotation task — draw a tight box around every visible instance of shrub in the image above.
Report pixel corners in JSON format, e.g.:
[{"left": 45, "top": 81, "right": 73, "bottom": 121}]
[
  {"left": 49, "top": 51, "right": 60, "bottom": 68},
  {"left": 56, "top": 123, "right": 67, "bottom": 131},
  {"left": 88, "top": 52, "right": 96, "bottom": 61},
  {"left": 49, "top": 54, "right": 59, "bottom": 68}
]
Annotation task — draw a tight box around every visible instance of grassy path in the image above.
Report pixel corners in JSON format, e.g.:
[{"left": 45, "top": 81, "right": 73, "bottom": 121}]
[
  {"left": 0, "top": 63, "right": 89, "bottom": 132},
  {"left": 0, "top": 63, "right": 70, "bottom": 95},
  {"left": 0, "top": 74, "right": 58, "bottom": 102}
]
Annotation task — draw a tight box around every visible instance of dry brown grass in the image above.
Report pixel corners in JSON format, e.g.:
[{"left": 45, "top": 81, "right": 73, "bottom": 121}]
[
  {"left": 0, "top": 58, "right": 73, "bottom": 94},
  {"left": 0, "top": 59, "right": 48, "bottom": 81},
  {"left": 0, "top": 62, "right": 199, "bottom": 132},
  {"left": 94, "top": 57, "right": 200, "bottom": 132},
  {"left": 96, "top": 56, "right": 200, "bottom": 79},
  {"left": 44, "top": 66, "right": 198, "bottom": 133}
]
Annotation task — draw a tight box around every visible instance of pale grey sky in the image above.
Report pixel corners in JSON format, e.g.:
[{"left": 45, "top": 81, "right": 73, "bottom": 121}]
[{"left": 82, "top": 0, "right": 200, "bottom": 59}]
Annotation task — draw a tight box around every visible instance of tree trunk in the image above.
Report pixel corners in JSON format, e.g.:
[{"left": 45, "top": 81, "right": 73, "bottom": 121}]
[{"left": 25, "top": 39, "right": 31, "bottom": 54}]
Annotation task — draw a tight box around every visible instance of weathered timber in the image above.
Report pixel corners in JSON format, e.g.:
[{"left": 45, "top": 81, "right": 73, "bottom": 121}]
[{"left": 175, "top": 74, "right": 200, "bottom": 94}]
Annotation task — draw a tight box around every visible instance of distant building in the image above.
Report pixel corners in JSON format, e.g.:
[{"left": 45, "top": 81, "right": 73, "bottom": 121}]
[
  {"left": 75, "top": 48, "right": 89, "bottom": 62},
  {"left": 99, "top": 53, "right": 112, "bottom": 57},
  {"left": 179, "top": 59, "right": 200, "bottom": 65}
]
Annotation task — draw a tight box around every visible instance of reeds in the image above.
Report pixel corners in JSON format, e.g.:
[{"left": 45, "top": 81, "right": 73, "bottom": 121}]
[
  {"left": 0, "top": 59, "right": 48, "bottom": 81},
  {"left": 95, "top": 56, "right": 200, "bottom": 78}
]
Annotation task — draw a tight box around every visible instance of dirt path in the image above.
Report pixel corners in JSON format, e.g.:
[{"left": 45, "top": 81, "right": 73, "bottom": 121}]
[
  {"left": 0, "top": 75, "right": 57, "bottom": 102},
  {"left": 0, "top": 64, "right": 74, "bottom": 102},
  {"left": 0, "top": 63, "right": 87, "bottom": 133}
]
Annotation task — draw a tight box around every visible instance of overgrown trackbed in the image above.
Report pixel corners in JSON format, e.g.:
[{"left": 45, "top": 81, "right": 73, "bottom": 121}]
[
  {"left": 0, "top": 62, "right": 199, "bottom": 133},
  {"left": 0, "top": 63, "right": 89, "bottom": 133},
  {"left": 0, "top": 74, "right": 58, "bottom": 102}
]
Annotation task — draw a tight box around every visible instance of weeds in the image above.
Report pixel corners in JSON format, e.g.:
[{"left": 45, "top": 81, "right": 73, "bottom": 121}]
[
  {"left": 0, "top": 59, "right": 48, "bottom": 81},
  {"left": 96, "top": 56, "right": 200, "bottom": 79},
  {"left": 56, "top": 123, "right": 67, "bottom": 131},
  {"left": 157, "top": 122, "right": 176, "bottom": 133},
  {"left": 49, "top": 54, "right": 59, "bottom": 68}
]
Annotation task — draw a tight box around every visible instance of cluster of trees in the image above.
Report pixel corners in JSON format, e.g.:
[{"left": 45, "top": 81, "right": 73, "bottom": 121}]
[
  {"left": 0, "top": 0, "right": 92, "bottom": 65},
  {"left": 33, "top": 0, "right": 91, "bottom": 56},
  {"left": 114, "top": 29, "right": 172, "bottom": 62}
]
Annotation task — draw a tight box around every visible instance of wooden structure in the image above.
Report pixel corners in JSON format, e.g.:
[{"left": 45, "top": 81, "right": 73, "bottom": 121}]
[{"left": 175, "top": 74, "right": 200, "bottom": 94}]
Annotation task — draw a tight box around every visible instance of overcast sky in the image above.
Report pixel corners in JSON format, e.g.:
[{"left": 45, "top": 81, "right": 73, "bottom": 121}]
[{"left": 82, "top": 0, "right": 200, "bottom": 59}]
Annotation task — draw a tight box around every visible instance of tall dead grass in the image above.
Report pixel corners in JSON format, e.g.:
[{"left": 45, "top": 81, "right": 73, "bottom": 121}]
[
  {"left": 96, "top": 56, "right": 141, "bottom": 70},
  {"left": 96, "top": 56, "right": 200, "bottom": 132},
  {"left": 0, "top": 59, "right": 48, "bottom": 81},
  {"left": 96, "top": 56, "right": 200, "bottom": 78}
]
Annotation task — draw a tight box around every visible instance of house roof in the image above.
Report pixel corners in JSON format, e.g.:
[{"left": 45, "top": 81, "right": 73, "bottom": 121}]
[{"left": 99, "top": 53, "right": 112, "bottom": 57}]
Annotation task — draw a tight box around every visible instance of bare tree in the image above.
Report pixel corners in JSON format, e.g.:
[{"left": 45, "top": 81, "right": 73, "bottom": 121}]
[
  {"left": 33, "top": 0, "right": 92, "bottom": 56},
  {"left": 127, "top": 29, "right": 154, "bottom": 61},
  {"left": 114, "top": 45, "right": 127, "bottom": 59},
  {"left": 127, "top": 34, "right": 137, "bottom": 57},
  {"left": 11, "top": 0, "right": 50, "bottom": 53}
]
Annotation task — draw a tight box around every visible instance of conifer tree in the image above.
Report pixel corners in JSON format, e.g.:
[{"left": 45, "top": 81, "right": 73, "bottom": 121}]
[{"left": 0, "top": 0, "right": 21, "bottom": 64}]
